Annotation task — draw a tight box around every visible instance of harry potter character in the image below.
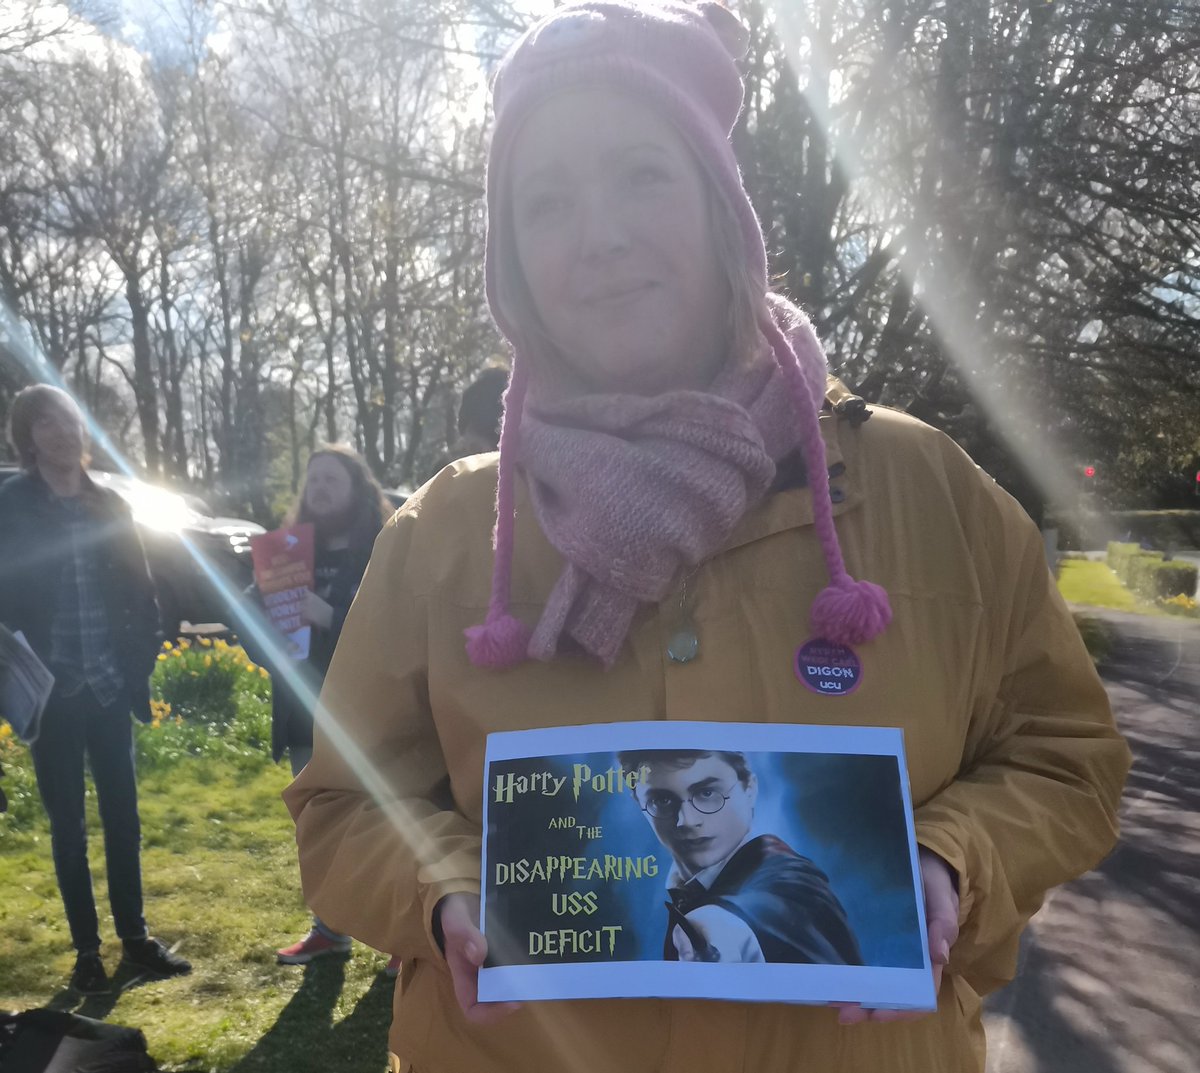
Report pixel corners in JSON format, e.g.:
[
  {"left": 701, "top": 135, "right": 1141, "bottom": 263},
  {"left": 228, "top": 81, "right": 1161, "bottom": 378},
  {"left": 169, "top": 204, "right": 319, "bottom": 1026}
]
[{"left": 618, "top": 749, "right": 862, "bottom": 965}]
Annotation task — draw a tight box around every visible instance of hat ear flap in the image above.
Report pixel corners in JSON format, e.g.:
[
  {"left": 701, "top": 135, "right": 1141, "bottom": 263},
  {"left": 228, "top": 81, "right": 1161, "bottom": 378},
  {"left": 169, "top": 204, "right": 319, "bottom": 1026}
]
[{"left": 698, "top": 2, "right": 750, "bottom": 61}]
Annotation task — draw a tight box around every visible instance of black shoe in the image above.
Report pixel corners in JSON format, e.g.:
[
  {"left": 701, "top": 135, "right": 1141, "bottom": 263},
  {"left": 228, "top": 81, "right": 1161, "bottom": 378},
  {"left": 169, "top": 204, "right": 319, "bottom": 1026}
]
[
  {"left": 122, "top": 936, "right": 192, "bottom": 978},
  {"left": 70, "top": 952, "right": 110, "bottom": 995}
]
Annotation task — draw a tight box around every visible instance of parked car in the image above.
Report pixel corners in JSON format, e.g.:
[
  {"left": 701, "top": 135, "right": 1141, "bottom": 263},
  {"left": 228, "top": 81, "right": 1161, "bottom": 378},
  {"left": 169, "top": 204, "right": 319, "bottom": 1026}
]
[{"left": 0, "top": 464, "right": 263, "bottom": 635}]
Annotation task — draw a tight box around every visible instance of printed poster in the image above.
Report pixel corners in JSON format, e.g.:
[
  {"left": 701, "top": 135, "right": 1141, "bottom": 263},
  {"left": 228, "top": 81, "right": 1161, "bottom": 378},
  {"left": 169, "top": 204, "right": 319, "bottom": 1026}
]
[
  {"left": 249, "top": 523, "right": 315, "bottom": 660},
  {"left": 0, "top": 625, "right": 54, "bottom": 744},
  {"left": 479, "top": 722, "right": 934, "bottom": 1010}
]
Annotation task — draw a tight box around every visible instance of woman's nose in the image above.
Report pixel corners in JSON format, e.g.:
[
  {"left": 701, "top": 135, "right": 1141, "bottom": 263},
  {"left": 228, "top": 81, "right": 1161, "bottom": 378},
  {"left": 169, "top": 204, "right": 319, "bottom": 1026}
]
[{"left": 578, "top": 187, "right": 632, "bottom": 260}]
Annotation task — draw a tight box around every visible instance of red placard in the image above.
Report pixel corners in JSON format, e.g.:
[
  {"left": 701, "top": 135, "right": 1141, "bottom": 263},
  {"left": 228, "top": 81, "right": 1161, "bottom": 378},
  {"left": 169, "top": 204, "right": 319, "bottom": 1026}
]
[{"left": 249, "top": 523, "right": 315, "bottom": 659}]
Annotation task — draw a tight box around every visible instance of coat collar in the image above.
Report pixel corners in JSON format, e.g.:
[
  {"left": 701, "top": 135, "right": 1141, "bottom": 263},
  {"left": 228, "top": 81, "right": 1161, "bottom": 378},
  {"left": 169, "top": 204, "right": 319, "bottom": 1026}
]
[{"left": 723, "top": 403, "right": 860, "bottom": 553}]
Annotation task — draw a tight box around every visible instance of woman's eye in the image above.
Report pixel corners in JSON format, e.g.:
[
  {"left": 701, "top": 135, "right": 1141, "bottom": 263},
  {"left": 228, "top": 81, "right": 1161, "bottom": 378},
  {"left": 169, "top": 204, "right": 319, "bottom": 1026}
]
[
  {"left": 521, "top": 192, "right": 567, "bottom": 224},
  {"left": 629, "top": 164, "right": 669, "bottom": 188}
]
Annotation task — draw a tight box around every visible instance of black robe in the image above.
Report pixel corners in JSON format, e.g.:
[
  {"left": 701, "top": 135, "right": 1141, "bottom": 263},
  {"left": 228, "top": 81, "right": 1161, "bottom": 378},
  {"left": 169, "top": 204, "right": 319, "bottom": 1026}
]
[{"left": 664, "top": 834, "right": 863, "bottom": 965}]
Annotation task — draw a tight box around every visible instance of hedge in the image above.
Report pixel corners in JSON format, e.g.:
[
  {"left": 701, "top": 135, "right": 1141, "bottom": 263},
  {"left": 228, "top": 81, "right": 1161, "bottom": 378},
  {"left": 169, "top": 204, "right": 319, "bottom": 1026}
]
[
  {"left": 1052, "top": 510, "right": 1200, "bottom": 552},
  {"left": 1106, "top": 541, "right": 1198, "bottom": 601}
]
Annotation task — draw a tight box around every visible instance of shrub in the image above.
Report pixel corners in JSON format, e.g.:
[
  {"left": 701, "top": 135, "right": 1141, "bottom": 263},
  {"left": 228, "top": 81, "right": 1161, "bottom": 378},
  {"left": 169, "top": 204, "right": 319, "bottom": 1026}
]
[
  {"left": 1073, "top": 613, "right": 1112, "bottom": 664},
  {"left": 1159, "top": 593, "right": 1200, "bottom": 618},
  {"left": 1111, "top": 510, "right": 1200, "bottom": 550},
  {"left": 0, "top": 644, "right": 275, "bottom": 833},
  {"left": 1106, "top": 541, "right": 1140, "bottom": 580},
  {"left": 1124, "top": 552, "right": 1164, "bottom": 594},
  {"left": 153, "top": 638, "right": 270, "bottom": 726},
  {"left": 1104, "top": 541, "right": 1197, "bottom": 606},
  {"left": 0, "top": 723, "right": 41, "bottom": 831},
  {"left": 1143, "top": 561, "right": 1198, "bottom": 601}
]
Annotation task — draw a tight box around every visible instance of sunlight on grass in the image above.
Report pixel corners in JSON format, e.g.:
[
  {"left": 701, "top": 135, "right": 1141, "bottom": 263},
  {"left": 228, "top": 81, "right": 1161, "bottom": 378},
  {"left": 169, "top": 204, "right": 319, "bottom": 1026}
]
[
  {"left": 0, "top": 746, "right": 395, "bottom": 1072},
  {"left": 1057, "top": 559, "right": 1163, "bottom": 615}
]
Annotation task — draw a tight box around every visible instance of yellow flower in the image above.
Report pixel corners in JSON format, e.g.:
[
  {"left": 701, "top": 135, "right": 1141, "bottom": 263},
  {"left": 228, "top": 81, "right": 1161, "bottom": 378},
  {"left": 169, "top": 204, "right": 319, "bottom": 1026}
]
[
  {"left": 258, "top": 666, "right": 269, "bottom": 679},
  {"left": 178, "top": 639, "right": 191, "bottom": 651},
  {"left": 204, "top": 654, "right": 213, "bottom": 668},
  {"left": 157, "top": 653, "right": 167, "bottom": 661},
  {"left": 199, "top": 637, "right": 212, "bottom": 648},
  {"left": 162, "top": 640, "right": 173, "bottom": 651},
  {"left": 190, "top": 671, "right": 199, "bottom": 677},
  {"left": 0, "top": 723, "right": 13, "bottom": 741}
]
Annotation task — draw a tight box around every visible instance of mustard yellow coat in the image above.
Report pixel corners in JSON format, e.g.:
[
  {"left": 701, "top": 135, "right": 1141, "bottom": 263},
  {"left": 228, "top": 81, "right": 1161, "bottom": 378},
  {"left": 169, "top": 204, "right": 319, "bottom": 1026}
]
[{"left": 284, "top": 404, "right": 1130, "bottom": 1073}]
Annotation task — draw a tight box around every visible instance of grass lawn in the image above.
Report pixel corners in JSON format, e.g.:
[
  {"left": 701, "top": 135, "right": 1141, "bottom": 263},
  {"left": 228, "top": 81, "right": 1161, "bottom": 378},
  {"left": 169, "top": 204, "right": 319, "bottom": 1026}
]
[
  {"left": 0, "top": 643, "right": 395, "bottom": 1072},
  {"left": 1056, "top": 558, "right": 1165, "bottom": 615}
]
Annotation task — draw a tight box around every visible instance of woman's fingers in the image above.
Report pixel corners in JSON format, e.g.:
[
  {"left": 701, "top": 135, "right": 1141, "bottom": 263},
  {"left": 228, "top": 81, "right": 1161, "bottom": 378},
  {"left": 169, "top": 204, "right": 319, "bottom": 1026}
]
[
  {"left": 836, "top": 849, "right": 960, "bottom": 1027},
  {"left": 438, "top": 893, "right": 521, "bottom": 1025}
]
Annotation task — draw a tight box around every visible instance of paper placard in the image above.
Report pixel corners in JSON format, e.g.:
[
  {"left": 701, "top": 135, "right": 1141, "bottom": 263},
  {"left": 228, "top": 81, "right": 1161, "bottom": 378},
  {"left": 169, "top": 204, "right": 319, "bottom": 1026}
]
[
  {"left": 0, "top": 625, "right": 55, "bottom": 743},
  {"left": 479, "top": 721, "right": 934, "bottom": 1010},
  {"left": 249, "top": 523, "right": 315, "bottom": 660}
]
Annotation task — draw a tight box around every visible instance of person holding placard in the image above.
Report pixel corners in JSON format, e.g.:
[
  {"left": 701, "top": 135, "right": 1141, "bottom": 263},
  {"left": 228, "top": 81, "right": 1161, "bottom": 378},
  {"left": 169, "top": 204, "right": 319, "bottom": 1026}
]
[
  {"left": 239, "top": 446, "right": 392, "bottom": 967},
  {"left": 283, "top": 4, "right": 1130, "bottom": 1071}
]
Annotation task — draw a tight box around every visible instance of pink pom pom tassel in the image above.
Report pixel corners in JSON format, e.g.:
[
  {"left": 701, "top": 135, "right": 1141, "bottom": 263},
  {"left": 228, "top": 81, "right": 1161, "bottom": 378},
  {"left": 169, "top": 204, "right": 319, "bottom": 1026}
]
[
  {"left": 464, "top": 613, "right": 531, "bottom": 669},
  {"left": 810, "top": 579, "right": 892, "bottom": 646}
]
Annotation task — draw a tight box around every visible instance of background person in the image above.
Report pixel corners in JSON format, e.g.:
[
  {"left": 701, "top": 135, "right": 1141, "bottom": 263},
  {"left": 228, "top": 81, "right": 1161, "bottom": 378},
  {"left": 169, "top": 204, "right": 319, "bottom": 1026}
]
[
  {"left": 424, "top": 365, "right": 510, "bottom": 482},
  {"left": 617, "top": 748, "right": 862, "bottom": 965},
  {"left": 283, "top": 4, "right": 1130, "bottom": 1071},
  {"left": 0, "top": 384, "right": 191, "bottom": 995},
  {"left": 239, "top": 445, "right": 394, "bottom": 971}
]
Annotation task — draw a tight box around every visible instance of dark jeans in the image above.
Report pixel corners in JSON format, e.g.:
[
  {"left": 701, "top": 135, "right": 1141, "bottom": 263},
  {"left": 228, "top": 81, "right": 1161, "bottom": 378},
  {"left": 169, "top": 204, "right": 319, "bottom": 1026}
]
[{"left": 30, "top": 685, "right": 147, "bottom": 954}]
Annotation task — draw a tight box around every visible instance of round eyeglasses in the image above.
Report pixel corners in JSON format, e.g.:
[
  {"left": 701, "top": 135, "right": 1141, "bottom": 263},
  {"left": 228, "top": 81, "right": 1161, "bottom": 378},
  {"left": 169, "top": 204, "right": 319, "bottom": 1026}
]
[{"left": 641, "top": 786, "right": 732, "bottom": 819}]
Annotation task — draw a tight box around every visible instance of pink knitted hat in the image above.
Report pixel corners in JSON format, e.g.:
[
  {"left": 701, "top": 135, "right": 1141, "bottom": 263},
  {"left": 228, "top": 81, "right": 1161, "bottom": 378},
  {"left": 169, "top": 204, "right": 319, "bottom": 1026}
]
[{"left": 466, "top": 0, "right": 891, "bottom": 668}]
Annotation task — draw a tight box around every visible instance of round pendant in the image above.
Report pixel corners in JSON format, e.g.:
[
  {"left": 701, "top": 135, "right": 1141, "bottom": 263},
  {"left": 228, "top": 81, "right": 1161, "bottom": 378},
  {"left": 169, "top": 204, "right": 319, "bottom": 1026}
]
[{"left": 667, "top": 628, "right": 699, "bottom": 663}]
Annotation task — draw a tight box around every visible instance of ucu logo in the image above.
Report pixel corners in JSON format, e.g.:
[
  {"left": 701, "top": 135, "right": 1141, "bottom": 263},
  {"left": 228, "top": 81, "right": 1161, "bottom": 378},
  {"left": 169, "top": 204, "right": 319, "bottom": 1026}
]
[{"left": 794, "top": 639, "right": 864, "bottom": 697}]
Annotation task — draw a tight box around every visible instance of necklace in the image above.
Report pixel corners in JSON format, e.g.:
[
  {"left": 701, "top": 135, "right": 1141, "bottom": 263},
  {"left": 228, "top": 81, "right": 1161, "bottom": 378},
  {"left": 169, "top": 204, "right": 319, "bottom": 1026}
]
[{"left": 667, "top": 566, "right": 700, "bottom": 663}]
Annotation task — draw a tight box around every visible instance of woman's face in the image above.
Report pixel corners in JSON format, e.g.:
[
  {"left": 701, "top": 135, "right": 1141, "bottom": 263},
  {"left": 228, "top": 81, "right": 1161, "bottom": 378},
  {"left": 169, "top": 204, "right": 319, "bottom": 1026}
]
[
  {"left": 303, "top": 455, "right": 354, "bottom": 524},
  {"left": 508, "top": 90, "right": 730, "bottom": 396}
]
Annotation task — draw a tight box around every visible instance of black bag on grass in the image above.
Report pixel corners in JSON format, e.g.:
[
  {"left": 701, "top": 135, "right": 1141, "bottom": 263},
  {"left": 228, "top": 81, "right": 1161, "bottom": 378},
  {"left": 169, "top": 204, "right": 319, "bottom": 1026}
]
[{"left": 0, "top": 1010, "right": 157, "bottom": 1073}]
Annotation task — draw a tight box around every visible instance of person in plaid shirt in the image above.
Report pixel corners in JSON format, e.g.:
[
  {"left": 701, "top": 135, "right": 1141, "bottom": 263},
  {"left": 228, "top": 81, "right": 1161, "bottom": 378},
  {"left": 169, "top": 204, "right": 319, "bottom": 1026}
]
[{"left": 0, "top": 384, "right": 191, "bottom": 994}]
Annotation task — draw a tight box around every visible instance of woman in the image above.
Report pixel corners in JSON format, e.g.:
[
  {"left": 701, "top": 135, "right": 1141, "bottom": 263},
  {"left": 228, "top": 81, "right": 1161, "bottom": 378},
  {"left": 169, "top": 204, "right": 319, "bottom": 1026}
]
[
  {"left": 241, "top": 445, "right": 393, "bottom": 968},
  {"left": 284, "top": 4, "right": 1130, "bottom": 1071}
]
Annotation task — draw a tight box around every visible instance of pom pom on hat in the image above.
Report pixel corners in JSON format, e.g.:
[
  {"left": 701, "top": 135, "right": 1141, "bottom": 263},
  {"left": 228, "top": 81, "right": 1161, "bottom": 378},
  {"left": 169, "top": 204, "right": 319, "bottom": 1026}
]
[{"left": 811, "top": 578, "right": 892, "bottom": 646}]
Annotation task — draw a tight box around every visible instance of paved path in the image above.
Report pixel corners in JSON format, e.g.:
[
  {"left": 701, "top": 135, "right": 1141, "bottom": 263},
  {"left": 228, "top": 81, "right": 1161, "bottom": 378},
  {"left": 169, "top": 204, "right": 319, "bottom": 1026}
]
[{"left": 984, "top": 609, "right": 1200, "bottom": 1073}]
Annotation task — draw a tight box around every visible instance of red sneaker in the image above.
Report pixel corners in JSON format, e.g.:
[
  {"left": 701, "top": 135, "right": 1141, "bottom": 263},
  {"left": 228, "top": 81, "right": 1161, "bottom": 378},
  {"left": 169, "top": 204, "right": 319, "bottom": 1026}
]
[
  {"left": 384, "top": 955, "right": 402, "bottom": 978},
  {"left": 276, "top": 929, "right": 352, "bottom": 965}
]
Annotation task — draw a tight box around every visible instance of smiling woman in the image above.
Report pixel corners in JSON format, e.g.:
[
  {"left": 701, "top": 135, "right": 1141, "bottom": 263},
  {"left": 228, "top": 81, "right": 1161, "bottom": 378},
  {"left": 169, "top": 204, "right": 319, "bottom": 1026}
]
[{"left": 282, "top": 5, "right": 1130, "bottom": 1073}]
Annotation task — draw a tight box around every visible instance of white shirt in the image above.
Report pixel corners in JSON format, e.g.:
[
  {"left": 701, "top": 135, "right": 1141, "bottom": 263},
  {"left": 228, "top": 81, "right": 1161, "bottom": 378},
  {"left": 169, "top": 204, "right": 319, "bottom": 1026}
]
[{"left": 666, "top": 834, "right": 765, "bottom": 963}]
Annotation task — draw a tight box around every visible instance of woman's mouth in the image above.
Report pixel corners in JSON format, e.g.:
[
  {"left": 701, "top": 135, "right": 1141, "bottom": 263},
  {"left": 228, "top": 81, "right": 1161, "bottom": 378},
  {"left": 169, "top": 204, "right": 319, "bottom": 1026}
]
[{"left": 583, "top": 282, "right": 655, "bottom": 307}]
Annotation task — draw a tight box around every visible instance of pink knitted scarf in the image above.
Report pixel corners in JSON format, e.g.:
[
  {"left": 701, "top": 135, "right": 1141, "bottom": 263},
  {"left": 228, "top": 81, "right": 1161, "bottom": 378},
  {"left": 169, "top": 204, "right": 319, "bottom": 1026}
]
[{"left": 519, "top": 333, "right": 803, "bottom": 667}]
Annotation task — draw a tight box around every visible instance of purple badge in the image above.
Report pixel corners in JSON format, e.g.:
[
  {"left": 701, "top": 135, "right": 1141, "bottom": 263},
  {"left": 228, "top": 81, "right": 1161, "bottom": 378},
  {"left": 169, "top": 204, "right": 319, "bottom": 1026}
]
[{"left": 794, "top": 639, "right": 862, "bottom": 697}]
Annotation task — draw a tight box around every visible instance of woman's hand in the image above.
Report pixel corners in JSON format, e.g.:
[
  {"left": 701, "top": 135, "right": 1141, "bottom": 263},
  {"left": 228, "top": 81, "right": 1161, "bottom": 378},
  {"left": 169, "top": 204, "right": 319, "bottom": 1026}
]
[
  {"left": 300, "top": 591, "right": 334, "bottom": 630},
  {"left": 436, "top": 893, "right": 522, "bottom": 1025},
  {"left": 834, "top": 846, "right": 960, "bottom": 1026}
]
